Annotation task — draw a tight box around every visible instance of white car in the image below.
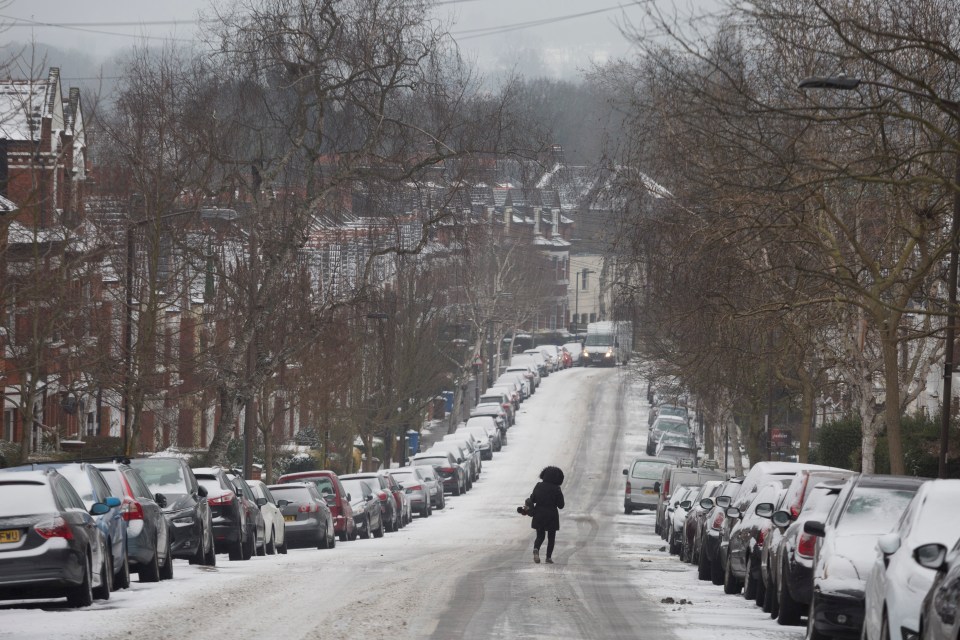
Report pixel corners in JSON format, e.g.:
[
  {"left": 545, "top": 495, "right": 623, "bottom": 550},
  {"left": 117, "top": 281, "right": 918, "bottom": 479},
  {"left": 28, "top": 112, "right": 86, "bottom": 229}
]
[
  {"left": 863, "top": 479, "right": 960, "bottom": 640},
  {"left": 247, "top": 480, "right": 288, "bottom": 555}
]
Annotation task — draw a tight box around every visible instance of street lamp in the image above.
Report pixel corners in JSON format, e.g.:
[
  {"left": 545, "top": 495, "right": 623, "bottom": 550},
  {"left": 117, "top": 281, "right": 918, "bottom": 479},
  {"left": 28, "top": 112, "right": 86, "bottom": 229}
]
[
  {"left": 799, "top": 75, "right": 959, "bottom": 478},
  {"left": 573, "top": 268, "right": 596, "bottom": 336}
]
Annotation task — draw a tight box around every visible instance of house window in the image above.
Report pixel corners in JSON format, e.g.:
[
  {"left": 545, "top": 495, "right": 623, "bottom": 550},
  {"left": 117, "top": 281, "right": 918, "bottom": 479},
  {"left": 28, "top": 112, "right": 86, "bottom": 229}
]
[
  {"left": 85, "top": 412, "right": 97, "bottom": 437},
  {"left": 3, "top": 408, "right": 15, "bottom": 441},
  {"left": 589, "top": 313, "right": 597, "bottom": 323}
]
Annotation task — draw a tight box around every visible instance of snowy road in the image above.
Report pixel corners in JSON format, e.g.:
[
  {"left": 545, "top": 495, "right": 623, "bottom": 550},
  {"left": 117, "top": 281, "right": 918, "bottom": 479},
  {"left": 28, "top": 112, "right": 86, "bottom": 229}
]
[{"left": 0, "top": 367, "right": 804, "bottom": 640}]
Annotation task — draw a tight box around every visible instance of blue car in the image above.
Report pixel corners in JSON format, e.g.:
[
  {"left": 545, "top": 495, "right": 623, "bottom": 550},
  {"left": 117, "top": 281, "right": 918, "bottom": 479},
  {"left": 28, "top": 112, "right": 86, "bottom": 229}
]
[{"left": 3, "top": 462, "right": 130, "bottom": 591}]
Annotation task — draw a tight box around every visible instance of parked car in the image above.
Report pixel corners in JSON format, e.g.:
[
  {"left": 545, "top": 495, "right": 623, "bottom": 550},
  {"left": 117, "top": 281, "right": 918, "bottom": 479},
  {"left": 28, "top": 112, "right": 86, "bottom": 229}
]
[
  {"left": 247, "top": 480, "right": 288, "bottom": 554},
  {"left": 268, "top": 482, "right": 336, "bottom": 549},
  {"left": 762, "top": 469, "right": 856, "bottom": 622},
  {"left": 409, "top": 464, "right": 445, "bottom": 510},
  {"left": 441, "top": 434, "right": 484, "bottom": 479},
  {"left": 495, "top": 372, "right": 529, "bottom": 400},
  {"left": 723, "top": 480, "right": 791, "bottom": 596},
  {"left": 622, "top": 455, "right": 675, "bottom": 513},
  {"left": 667, "top": 486, "right": 698, "bottom": 555},
  {"left": 918, "top": 533, "right": 960, "bottom": 640},
  {"left": 648, "top": 403, "right": 689, "bottom": 426},
  {"left": 338, "top": 477, "right": 385, "bottom": 539},
  {"left": 504, "top": 364, "right": 539, "bottom": 392},
  {"left": 804, "top": 474, "right": 926, "bottom": 640},
  {"left": 386, "top": 467, "right": 432, "bottom": 518},
  {"left": 470, "top": 404, "right": 510, "bottom": 440},
  {"left": 464, "top": 416, "right": 504, "bottom": 451},
  {"left": 655, "top": 433, "right": 698, "bottom": 464},
  {"left": 560, "top": 343, "right": 578, "bottom": 367},
  {"left": 383, "top": 472, "right": 411, "bottom": 528},
  {"left": 277, "top": 470, "right": 357, "bottom": 542},
  {"left": 456, "top": 423, "right": 497, "bottom": 459},
  {"left": 413, "top": 452, "right": 467, "bottom": 496},
  {"left": 646, "top": 415, "right": 690, "bottom": 455},
  {"left": 863, "top": 479, "right": 960, "bottom": 640},
  {"left": 225, "top": 471, "right": 266, "bottom": 556},
  {"left": 340, "top": 473, "right": 399, "bottom": 532},
  {"left": 425, "top": 442, "right": 476, "bottom": 489},
  {"left": 680, "top": 480, "right": 724, "bottom": 563},
  {"left": 129, "top": 456, "right": 215, "bottom": 566},
  {"left": 4, "top": 462, "right": 129, "bottom": 591},
  {"left": 0, "top": 469, "right": 112, "bottom": 607},
  {"left": 655, "top": 465, "right": 728, "bottom": 538},
  {"left": 717, "top": 461, "right": 831, "bottom": 584},
  {"left": 94, "top": 461, "right": 173, "bottom": 582},
  {"left": 193, "top": 467, "right": 251, "bottom": 561},
  {"left": 698, "top": 477, "right": 744, "bottom": 584},
  {"left": 478, "top": 390, "right": 514, "bottom": 426}
]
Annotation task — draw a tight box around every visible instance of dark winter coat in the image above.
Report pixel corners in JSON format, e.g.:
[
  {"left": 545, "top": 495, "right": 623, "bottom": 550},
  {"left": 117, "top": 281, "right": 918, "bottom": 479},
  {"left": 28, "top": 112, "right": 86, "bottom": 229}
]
[{"left": 529, "top": 480, "right": 564, "bottom": 531}]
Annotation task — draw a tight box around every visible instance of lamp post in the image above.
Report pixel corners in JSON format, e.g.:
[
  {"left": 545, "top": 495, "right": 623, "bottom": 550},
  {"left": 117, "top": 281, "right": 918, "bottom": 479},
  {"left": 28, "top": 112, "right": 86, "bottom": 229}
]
[
  {"left": 799, "top": 75, "right": 959, "bottom": 478},
  {"left": 573, "top": 268, "right": 596, "bottom": 336}
]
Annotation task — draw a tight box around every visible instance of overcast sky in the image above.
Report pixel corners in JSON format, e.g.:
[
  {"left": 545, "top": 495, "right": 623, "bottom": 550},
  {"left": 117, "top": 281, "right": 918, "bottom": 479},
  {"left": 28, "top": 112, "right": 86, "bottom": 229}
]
[{"left": 1, "top": 0, "right": 654, "bottom": 81}]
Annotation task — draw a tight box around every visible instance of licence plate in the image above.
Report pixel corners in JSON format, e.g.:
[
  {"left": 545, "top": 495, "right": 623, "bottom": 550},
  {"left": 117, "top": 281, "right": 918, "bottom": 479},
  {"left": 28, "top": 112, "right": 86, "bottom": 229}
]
[
  {"left": 643, "top": 490, "right": 656, "bottom": 495},
  {"left": 0, "top": 529, "right": 21, "bottom": 544},
  {"left": 284, "top": 515, "right": 295, "bottom": 522}
]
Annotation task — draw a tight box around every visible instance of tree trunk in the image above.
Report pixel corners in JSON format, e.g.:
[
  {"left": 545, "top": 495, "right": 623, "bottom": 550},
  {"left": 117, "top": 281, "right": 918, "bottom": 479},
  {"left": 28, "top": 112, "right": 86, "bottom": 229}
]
[
  {"left": 208, "top": 386, "right": 240, "bottom": 465},
  {"left": 730, "top": 421, "right": 745, "bottom": 476},
  {"left": 880, "top": 329, "right": 905, "bottom": 474},
  {"left": 798, "top": 375, "right": 815, "bottom": 463}
]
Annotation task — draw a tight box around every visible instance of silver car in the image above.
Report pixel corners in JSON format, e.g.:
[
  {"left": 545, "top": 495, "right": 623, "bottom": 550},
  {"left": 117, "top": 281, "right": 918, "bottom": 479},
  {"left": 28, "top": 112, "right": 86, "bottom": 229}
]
[
  {"left": 386, "top": 468, "right": 433, "bottom": 518},
  {"left": 247, "top": 480, "right": 287, "bottom": 554},
  {"left": 267, "top": 483, "right": 335, "bottom": 549},
  {"left": 622, "top": 456, "right": 675, "bottom": 513}
]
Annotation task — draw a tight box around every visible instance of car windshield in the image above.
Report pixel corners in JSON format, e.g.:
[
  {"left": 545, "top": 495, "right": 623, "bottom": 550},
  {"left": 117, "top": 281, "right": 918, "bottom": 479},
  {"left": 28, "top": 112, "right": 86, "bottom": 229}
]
[
  {"left": 631, "top": 460, "right": 671, "bottom": 480},
  {"left": 660, "top": 406, "right": 687, "bottom": 418},
  {"left": 300, "top": 477, "right": 335, "bottom": 495},
  {"left": 413, "top": 457, "right": 448, "bottom": 466},
  {"left": 0, "top": 482, "right": 57, "bottom": 516},
  {"left": 584, "top": 333, "right": 612, "bottom": 347},
  {"left": 837, "top": 487, "right": 917, "bottom": 534},
  {"left": 389, "top": 471, "right": 415, "bottom": 483},
  {"left": 130, "top": 459, "right": 188, "bottom": 495},
  {"left": 657, "top": 421, "right": 689, "bottom": 434},
  {"left": 270, "top": 486, "right": 312, "bottom": 503},
  {"left": 801, "top": 488, "right": 839, "bottom": 517}
]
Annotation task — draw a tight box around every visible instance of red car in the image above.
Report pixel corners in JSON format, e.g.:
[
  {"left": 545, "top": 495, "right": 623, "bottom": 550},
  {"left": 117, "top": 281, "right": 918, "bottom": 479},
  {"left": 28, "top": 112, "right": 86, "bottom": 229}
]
[{"left": 277, "top": 471, "right": 357, "bottom": 541}]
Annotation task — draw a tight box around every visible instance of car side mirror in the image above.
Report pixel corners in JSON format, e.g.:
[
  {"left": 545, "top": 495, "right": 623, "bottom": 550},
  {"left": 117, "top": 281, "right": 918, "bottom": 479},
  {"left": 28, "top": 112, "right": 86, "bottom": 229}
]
[
  {"left": 877, "top": 532, "right": 901, "bottom": 556},
  {"left": 90, "top": 502, "right": 110, "bottom": 515},
  {"left": 914, "top": 543, "right": 948, "bottom": 570},
  {"left": 771, "top": 510, "right": 791, "bottom": 528},
  {"left": 197, "top": 485, "right": 208, "bottom": 498},
  {"left": 679, "top": 500, "right": 692, "bottom": 510},
  {"left": 364, "top": 494, "right": 374, "bottom": 502},
  {"left": 324, "top": 495, "right": 336, "bottom": 506},
  {"left": 277, "top": 499, "right": 290, "bottom": 507},
  {"left": 699, "top": 498, "right": 714, "bottom": 510},
  {"left": 804, "top": 520, "right": 826, "bottom": 537},
  {"left": 715, "top": 496, "right": 732, "bottom": 508},
  {"left": 653, "top": 481, "right": 661, "bottom": 493},
  {"left": 622, "top": 469, "right": 628, "bottom": 475},
  {"left": 105, "top": 496, "right": 122, "bottom": 508},
  {"left": 725, "top": 506, "right": 742, "bottom": 519},
  {"left": 346, "top": 493, "right": 352, "bottom": 501},
  {"left": 154, "top": 493, "right": 168, "bottom": 508},
  {"left": 754, "top": 503, "right": 775, "bottom": 518},
  {"left": 255, "top": 497, "right": 267, "bottom": 507}
]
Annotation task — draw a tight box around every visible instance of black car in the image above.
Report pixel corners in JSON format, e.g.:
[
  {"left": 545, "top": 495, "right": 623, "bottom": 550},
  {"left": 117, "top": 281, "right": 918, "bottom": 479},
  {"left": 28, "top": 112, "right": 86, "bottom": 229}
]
[
  {"left": 193, "top": 467, "right": 253, "bottom": 561},
  {"left": 225, "top": 470, "right": 266, "bottom": 556},
  {"left": 804, "top": 474, "right": 925, "bottom": 640},
  {"left": 129, "top": 457, "right": 215, "bottom": 566},
  {"left": 696, "top": 477, "right": 743, "bottom": 583},
  {"left": 338, "top": 477, "right": 385, "bottom": 539},
  {"left": 4, "top": 461, "right": 131, "bottom": 592},
  {"left": 94, "top": 461, "right": 173, "bottom": 582},
  {"left": 341, "top": 473, "right": 399, "bottom": 533},
  {"left": 724, "top": 480, "right": 791, "bottom": 596},
  {"left": 0, "top": 469, "right": 112, "bottom": 607}
]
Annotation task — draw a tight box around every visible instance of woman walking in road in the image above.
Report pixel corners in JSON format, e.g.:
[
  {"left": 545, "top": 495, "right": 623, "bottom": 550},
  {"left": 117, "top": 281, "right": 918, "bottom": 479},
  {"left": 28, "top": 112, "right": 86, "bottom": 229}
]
[{"left": 528, "top": 466, "right": 565, "bottom": 564}]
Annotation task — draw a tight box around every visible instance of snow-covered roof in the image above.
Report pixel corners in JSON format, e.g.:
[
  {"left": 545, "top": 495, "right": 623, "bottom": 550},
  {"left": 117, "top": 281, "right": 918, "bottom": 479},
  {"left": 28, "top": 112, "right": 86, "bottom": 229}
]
[
  {"left": 0, "top": 194, "right": 17, "bottom": 213},
  {"left": 0, "top": 68, "right": 62, "bottom": 144}
]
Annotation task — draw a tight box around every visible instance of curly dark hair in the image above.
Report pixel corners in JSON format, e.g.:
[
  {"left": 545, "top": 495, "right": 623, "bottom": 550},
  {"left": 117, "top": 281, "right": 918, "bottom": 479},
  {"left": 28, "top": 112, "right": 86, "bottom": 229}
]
[{"left": 539, "top": 465, "right": 564, "bottom": 485}]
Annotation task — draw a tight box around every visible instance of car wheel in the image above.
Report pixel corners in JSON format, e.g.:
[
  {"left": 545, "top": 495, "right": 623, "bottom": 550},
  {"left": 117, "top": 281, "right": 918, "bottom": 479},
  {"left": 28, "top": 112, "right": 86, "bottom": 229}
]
[
  {"left": 420, "top": 503, "right": 429, "bottom": 518},
  {"left": 744, "top": 560, "right": 758, "bottom": 601},
  {"left": 697, "top": 545, "right": 712, "bottom": 581},
  {"left": 374, "top": 516, "right": 385, "bottom": 539},
  {"left": 243, "top": 528, "right": 255, "bottom": 559},
  {"left": 349, "top": 523, "right": 358, "bottom": 541},
  {"left": 93, "top": 552, "right": 112, "bottom": 601},
  {"left": 229, "top": 533, "right": 244, "bottom": 561},
  {"left": 754, "top": 568, "right": 766, "bottom": 607},
  {"left": 723, "top": 553, "right": 742, "bottom": 595},
  {"left": 624, "top": 504, "right": 633, "bottom": 515},
  {"left": 256, "top": 534, "right": 266, "bottom": 556},
  {"left": 328, "top": 524, "right": 336, "bottom": 549},
  {"left": 777, "top": 559, "right": 802, "bottom": 625},
  {"left": 139, "top": 545, "right": 161, "bottom": 582},
  {"left": 452, "top": 481, "right": 461, "bottom": 497},
  {"left": 159, "top": 540, "right": 174, "bottom": 580},
  {"left": 360, "top": 523, "right": 371, "bottom": 540},
  {"left": 66, "top": 556, "right": 94, "bottom": 608},
  {"left": 339, "top": 530, "right": 348, "bottom": 542},
  {"left": 203, "top": 528, "right": 217, "bottom": 566},
  {"left": 114, "top": 548, "right": 131, "bottom": 589},
  {"left": 267, "top": 528, "right": 277, "bottom": 555}
]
